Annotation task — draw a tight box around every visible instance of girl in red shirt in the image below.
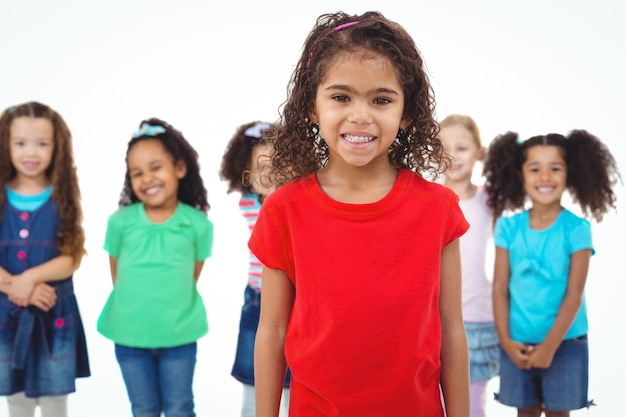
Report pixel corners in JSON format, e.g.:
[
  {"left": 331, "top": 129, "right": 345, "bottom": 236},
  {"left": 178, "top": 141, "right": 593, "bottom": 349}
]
[{"left": 250, "top": 11, "right": 470, "bottom": 417}]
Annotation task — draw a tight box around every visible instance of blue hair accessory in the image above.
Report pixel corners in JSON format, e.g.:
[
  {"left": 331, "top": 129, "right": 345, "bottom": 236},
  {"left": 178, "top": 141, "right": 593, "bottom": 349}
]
[
  {"left": 516, "top": 135, "right": 526, "bottom": 144},
  {"left": 244, "top": 122, "right": 270, "bottom": 139},
  {"left": 132, "top": 123, "right": 166, "bottom": 138},
  {"left": 7, "top": 106, "right": 17, "bottom": 114}
]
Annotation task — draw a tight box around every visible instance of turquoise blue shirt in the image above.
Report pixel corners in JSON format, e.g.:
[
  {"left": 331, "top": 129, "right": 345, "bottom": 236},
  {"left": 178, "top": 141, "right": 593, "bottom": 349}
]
[
  {"left": 494, "top": 208, "right": 594, "bottom": 343},
  {"left": 5, "top": 185, "right": 53, "bottom": 211}
]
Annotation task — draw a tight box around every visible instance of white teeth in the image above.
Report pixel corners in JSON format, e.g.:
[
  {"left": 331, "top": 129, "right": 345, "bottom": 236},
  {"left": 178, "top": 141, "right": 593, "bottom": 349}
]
[
  {"left": 344, "top": 135, "right": 374, "bottom": 143},
  {"left": 144, "top": 186, "right": 161, "bottom": 195},
  {"left": 537, "top": 187, "right": 553, "bottom": 193}
]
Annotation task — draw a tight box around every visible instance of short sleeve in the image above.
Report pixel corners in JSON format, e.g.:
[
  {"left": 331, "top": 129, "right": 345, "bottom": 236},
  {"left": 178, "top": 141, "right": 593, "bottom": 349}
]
[
  {"left": 103, "top": 210, "right": 123, "bottom": 257},
  {"left": 568, "top": 218, "right": 594, "bottom": 256},
  {"left": 195, "top": 216, "right": 214, "bottom": 261},
  {"left": 493, "top": 216, "right": 511, "bottom": 250},
  {"left": 248, "top": 195, "right": 292, "bottom": 276},
  {"left": 445, "top": 194, "right": 470, "bottom": 246}
]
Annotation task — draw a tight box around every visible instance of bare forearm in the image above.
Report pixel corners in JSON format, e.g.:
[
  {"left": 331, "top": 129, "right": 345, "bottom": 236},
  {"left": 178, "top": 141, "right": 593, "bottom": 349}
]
[
  {"left": 0, "top": 266, "right": 11, "bottom": 294},
  {"left": 254, "top": 326, "right": 288, "bottom": 417},
  {"left": 542, "top": 294, "right": 583, "bottom": 350},
  {"left": 0, "top": 282, "right": 11, "bottom": 295},
  {"left": 19, "top": 254, "right": 79, "bottom": 284},
  {"left": 493, "top": 283, "right": 511, "bottom": 343},
  {"left": 440, "top": 326, "right": 470, "bottom": 417}
]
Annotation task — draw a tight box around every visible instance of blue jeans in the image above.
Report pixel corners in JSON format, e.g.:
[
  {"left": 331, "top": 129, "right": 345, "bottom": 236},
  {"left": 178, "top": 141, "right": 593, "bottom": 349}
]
[
  {"left": 231, "top": 286, "right": 291, "bottom": 387},
  {"left": 496, "top": 335, "right": 589, "bottom": 411},
  {"left": 115, "top": 343, "right": 197, "bottom": 417}
]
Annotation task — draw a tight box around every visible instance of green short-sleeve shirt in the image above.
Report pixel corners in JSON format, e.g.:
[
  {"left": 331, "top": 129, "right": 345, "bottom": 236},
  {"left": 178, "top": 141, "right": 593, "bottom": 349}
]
[{"left": 97, "top": 202, "right": 213, "bottom": 348}]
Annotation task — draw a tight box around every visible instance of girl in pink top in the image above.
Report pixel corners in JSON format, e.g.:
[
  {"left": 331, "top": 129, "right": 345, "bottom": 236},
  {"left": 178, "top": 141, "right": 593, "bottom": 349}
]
[{"left": 440, "top": 114, "right": 499, "bottom": 417}]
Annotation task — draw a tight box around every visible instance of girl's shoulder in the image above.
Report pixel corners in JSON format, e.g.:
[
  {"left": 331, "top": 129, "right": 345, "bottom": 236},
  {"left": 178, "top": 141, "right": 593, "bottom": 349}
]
[
  {"left": 558, "top": 207, "right": 591, "bottom": 228},
  {"left": 175, "top": 202, "right": 213, "bottom": 226},
  {"left": 108, "top": 203, "right": 141, "bottom": 220},
  {"left": 404, "top": 170, "right": 460, "bottom": 202},
  {"left": 262, "top": 175, "right": 314, "bottom": 207},
  {"left": 494, "top": 209, "right": 528, "bottom": 230}
]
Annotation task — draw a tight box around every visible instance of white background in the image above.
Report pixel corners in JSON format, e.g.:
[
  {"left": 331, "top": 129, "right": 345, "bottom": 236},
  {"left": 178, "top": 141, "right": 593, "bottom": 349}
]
[{"left": 1, "top": 1, "right": 624, "bottom": 415}]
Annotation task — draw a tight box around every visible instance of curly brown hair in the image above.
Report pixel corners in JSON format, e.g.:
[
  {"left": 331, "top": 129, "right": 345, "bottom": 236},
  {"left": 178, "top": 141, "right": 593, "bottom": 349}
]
[
  {"left": 483, "top": 130, "right": 621, "bottom": 222},
  {"left": 219, "top": 121, "right": 275, "bottom": 194},
  {"left": 267, "top": 10, "right": 444, "bottom": 186},
  {"left": 118, "top": 118, "right": 210, "bottom": 213},
  {"left": 0, "top": 101, "right": 86, "bottom": 264}
]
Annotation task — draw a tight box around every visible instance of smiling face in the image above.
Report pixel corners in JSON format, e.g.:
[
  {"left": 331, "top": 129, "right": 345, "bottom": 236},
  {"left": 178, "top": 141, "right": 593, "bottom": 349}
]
[
  {"left": 522, "top": 145, "right": 567, "bottom": 208},
  {"left": 440, "top": 124, "right": 484, "bottom": 185},
  {"left": 127, "top": 139, "right": 186, "bottom": 215},
  {"left": 309, "top": 49, "right": 408, "bottom": 172},
  {"left": 9, "top": 117, "right": 55, "bottom": 188}
]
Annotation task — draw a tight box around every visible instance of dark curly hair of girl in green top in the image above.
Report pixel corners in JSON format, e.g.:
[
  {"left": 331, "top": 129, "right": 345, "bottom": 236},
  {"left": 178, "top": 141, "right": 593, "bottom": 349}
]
[{"left": 119, "top": 117, "right": 210, "bottom": 213}]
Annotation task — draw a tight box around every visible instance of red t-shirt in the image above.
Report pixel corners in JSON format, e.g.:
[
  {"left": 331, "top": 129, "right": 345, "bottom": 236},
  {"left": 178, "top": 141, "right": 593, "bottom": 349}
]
[{"left": 249, "top": 169, "right": 468, "bottom": 416}]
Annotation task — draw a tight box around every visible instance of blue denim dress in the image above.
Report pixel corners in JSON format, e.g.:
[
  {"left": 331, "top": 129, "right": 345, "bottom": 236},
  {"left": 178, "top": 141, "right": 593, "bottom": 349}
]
[
  {"left": 0, "top": 199, "right": 90, "bottom": 397},
  {"left": 231, "top": 285, "right": 291, "bottom": 388}
]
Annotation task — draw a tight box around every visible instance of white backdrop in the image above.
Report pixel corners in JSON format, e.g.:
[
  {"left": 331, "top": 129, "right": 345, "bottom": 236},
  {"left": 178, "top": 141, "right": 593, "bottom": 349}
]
[{"left": 1, "top": 1, "right": 624, "bottom": 416}]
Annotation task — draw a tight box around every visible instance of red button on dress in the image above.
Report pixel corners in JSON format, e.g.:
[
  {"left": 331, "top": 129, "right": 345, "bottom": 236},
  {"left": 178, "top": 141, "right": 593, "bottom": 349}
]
[
  {"left": 20, "top": 212, "right": 29, "bottom": 221},
  {"left": 16, "top": 250, "right": 26, "bottom": 260}
]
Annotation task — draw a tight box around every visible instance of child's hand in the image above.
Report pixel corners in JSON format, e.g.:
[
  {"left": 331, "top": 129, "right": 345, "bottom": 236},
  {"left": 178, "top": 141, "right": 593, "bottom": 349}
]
[
  {"left": 29, "top": 283, "right": 57, "bottom": 311},
  {"left": 0, "top": 269, "right": 11, "bottom": 284},
  {"left": 502, "top": 339, "right": 534, "bottom": 369},
  {"left": 526, "top": 343, "right": 556, "bottom": 369},
  {"left": 7, "top": 274, "right": 37, "bottom": 307}
]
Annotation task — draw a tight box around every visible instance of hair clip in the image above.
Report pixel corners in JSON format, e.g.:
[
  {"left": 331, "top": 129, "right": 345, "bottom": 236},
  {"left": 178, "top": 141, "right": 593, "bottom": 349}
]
[
  {"left": 132, "top": 123, "right": 166, "bottom": 138},
  {"left": 516, "top": 136, "right": 526, "bottom": 144},
  {"left": 331, "top": 21, "right": 359, "bottom": 33},
  {"left": 244, "top": 122, "right": 271, "bottom": 139},
  {"left": 306, "top": 21, "right": 360, "bottom": 81},
  {"left": 7, "top": 106, "right": 17, "bottom": 114}
]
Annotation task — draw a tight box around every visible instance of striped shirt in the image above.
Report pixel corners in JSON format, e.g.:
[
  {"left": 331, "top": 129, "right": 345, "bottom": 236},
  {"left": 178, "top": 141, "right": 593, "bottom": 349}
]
[{"left": 240, "top": 192, "right": 262, "bottom": 291}]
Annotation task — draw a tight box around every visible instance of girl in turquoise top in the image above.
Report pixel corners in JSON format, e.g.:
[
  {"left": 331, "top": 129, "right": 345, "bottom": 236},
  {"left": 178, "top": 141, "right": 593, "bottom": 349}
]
[
  {"left": 97, "top": 118, "right": 213, "bottom": 417},
  {"left": 483, "top": 130, "right": 620, "bottom": 417}
]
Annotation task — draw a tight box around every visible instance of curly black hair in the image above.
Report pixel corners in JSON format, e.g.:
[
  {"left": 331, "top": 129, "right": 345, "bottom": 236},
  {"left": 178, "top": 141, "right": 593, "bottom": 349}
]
[
  {"left": 267, "top": 10, "right": 444, "bottom": 186},
  {"left": 483, "top": 130, "right": 621, "bottom": 222},
  {"left": 219, "top": 121, "right": 275, "bottom": 194},
  {"left": 119, "top": 117, "right": 210, "bottom": 213}
]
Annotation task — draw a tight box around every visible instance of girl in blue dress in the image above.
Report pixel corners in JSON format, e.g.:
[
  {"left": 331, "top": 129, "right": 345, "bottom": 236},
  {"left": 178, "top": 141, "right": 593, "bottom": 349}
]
[{"left": 0, "top": 101, "right": 90, "bottom": 417}]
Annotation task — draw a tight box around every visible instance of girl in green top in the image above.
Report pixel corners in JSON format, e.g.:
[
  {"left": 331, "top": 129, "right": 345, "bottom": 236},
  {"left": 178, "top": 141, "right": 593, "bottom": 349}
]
[{"left": 97, "top": 118, "right": 213, "bottom": 417}]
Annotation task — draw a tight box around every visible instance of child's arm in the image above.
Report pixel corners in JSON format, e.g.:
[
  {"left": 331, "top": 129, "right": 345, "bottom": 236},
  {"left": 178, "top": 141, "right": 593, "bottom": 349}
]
[
  {"left": 193, "top": 261, "right": 205, "bottom": 282},
  {"left": 493, "top": 246, "right": 532, "bottom": 368},
  {"left": 527, "top": 249, "right": 591, "bottom": 369},
  {"left": 7, "top": 255, "right": 80, "bottom": 307},
  {"left": 28, "top": 283, "right": 58, "bottom": 311},
  {"left": 439, "top": 239, "right": 470, "bottom": 417},
  {"left": 255, "top": 266, "right": 294, "bottom": 417},
  {"left": 109, "top": 256, "right": 118, "bottom": 285},
  {"left": 0, "top": 265, "right": 12, "bottom": 294},
  {"left": 0, "top": 265, "right": 57, "bottom": 310}
]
